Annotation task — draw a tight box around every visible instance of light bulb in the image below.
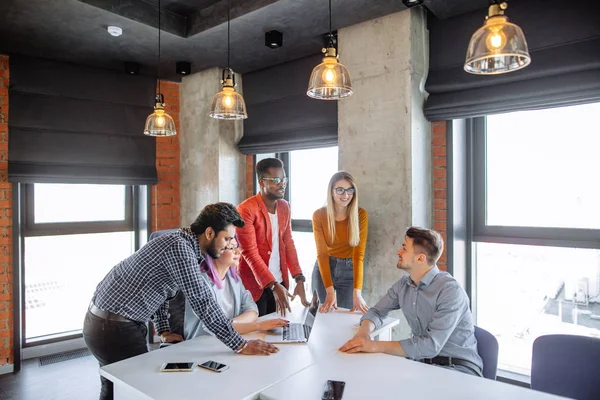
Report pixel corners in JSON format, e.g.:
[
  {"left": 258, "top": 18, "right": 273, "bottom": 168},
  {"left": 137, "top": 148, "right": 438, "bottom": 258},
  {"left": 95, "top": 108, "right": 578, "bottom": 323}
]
[
  {"left": 324, "top": 68, "right": 336, "bottom": 83},
  {"left": 222, "top": 95, "right": 233, "bottom": 108},
  {"left": 486, "top": 28, "right": 506, "bottom": 51},
  {"left": 156, "top": 115, "right": 165, "bottom": 127}
]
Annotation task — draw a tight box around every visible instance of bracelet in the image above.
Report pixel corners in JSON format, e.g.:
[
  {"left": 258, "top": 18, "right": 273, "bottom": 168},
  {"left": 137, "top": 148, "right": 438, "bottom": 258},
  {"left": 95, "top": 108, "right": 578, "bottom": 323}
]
[
  {"left": 294, "top": 275, "right": 306, "bottom": 283},
  {"left": 235, "top": 340, "right": 249, "bottom": 354}
]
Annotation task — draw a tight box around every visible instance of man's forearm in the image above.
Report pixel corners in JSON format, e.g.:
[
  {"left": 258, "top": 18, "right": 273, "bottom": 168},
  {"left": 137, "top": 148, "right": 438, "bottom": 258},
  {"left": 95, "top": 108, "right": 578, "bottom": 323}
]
[{"left": 373, "top": 341, "right": 407, "bottom": 357}]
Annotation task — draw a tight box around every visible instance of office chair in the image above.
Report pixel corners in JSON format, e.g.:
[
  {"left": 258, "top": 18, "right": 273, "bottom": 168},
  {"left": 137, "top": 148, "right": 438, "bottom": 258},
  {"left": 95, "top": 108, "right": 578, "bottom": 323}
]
[
  {"left": 474, "top": 326, "right": 499, "bottom": 380},
  {"left": 531, "top": 334, "right": 600, "bottom": 400}
]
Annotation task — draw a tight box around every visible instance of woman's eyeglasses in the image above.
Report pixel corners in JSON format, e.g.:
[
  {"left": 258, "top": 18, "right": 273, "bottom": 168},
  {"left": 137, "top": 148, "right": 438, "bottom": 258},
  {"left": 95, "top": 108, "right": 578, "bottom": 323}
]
[
  {"left": 225, "top": 246, "right": 241, "bottom": 253},
  {"left": 261, "top": 177, "right": 288, "bottom": 186},
  {"left": 335, "top": 187, "right": 355, "bottom": 196}
]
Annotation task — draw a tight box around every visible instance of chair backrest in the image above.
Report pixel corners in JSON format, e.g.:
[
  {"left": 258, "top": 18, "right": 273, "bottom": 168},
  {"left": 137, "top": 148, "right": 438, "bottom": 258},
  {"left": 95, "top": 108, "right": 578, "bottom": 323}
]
[
  {"left": 149, "top": 229, "right": 177, "bottom": 241},
  {"left": 531, "top": 334, "right": 600, "bottom": 400},
  {"left": 474, "top": 326, "right": 499, "bottom": 380}
]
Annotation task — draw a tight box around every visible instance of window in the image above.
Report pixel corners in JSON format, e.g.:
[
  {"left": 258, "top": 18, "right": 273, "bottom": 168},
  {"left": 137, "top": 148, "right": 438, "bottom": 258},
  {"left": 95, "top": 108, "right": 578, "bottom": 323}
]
[
  {"left": 22, "top": 184, "right": 137, "bottom": 343},
  {"left": 471, "top": 102, "right": 600, "bottom": 376},
  {"left": 254, "top": 147, "right": 339, "bottom": 291}
]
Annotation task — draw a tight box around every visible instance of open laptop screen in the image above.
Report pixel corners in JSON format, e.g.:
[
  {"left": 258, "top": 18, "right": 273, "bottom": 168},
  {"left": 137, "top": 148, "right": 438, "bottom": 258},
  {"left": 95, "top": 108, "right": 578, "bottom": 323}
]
[{"left": 304, "top": 291, "right": 319, "bottom": 328}]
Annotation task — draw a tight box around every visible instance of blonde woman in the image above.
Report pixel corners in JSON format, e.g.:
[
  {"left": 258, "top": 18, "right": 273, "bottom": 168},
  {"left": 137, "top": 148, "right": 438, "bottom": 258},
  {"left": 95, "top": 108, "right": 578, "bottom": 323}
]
[{"left": 312, "top": 171, "right": 369, "bottom": 313}]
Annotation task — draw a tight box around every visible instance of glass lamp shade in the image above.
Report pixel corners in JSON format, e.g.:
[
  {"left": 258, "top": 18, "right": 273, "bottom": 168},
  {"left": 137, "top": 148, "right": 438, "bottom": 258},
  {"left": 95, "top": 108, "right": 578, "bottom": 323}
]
[
  {"left": 209, "top": 85, "right": 248, "bottom": 120},
  {"left": 144, "top": 106, "right": 177, "bottom": 137},
  {"left": 307, "top": 48, "right": 353, "bottom": 100},
  {"left": 464, "top": 14, "right": 531, "bottom": 75}
]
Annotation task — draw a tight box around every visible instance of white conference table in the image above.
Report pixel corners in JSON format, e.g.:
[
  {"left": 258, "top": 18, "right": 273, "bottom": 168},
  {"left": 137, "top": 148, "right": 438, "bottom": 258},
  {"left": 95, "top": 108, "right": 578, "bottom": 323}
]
[
  {"left": 100, "top": 300, "right": 398, "bottom": 400},
  {"left": 100, "top": 301, "right": 566, "bottom": 400},
  {"left": 258, "top": 352, "right": 567, "bottom": 400}
]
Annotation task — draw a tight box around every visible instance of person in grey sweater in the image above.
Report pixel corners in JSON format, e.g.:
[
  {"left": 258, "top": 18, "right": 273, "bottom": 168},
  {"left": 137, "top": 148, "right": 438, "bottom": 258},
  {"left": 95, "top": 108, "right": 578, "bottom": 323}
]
[{"left": 184, "top": 238, "right": 289, "bottom": 339}]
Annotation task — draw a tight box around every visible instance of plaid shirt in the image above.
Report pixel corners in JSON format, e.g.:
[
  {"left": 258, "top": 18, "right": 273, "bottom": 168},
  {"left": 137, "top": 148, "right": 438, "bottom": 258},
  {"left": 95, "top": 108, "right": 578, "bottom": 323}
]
[{"left": 92, "top": 228, "right": 244, "bottom": 351}]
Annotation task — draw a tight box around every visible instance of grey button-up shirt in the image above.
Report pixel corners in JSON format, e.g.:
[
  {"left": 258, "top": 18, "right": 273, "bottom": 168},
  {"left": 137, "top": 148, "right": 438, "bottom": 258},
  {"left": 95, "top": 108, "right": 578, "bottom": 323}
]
[{"left": 362, "top": 265, "right": 483, "bottom": 370}]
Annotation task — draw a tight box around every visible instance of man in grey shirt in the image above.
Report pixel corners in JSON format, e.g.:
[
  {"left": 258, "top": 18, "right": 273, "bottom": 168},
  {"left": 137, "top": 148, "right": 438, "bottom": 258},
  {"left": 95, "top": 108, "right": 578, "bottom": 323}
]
[{"left": 339, "top": 227, "right": 483, "bottom": 376}]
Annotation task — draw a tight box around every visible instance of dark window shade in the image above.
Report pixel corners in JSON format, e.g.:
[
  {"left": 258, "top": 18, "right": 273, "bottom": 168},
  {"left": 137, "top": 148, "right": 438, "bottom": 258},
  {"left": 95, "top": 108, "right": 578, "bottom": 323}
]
[
  {"left": 424, "top": 0, "right": 600, "bottom": 121},
  {"left": 8, "top": 55, "right": 158, "bottom": 184},
  {"left": 238, "top": 54, "right": 338, "bottom": 154}
]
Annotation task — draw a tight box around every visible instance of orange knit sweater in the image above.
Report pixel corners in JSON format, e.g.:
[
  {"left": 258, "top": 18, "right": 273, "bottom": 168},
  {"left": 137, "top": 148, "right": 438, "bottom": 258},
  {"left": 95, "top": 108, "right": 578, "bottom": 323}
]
[{"left": 312, "top": 207, "right": 368, "bottom": 289}]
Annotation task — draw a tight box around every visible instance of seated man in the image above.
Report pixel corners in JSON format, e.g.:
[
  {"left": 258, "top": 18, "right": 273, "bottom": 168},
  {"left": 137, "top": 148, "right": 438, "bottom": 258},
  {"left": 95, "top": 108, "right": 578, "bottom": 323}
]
[
  {"left": 182, "top": 238, "right": 289, "bottom": 339},
  {"left": 339, "top": 227, "right": 483, "bottom": 377}
]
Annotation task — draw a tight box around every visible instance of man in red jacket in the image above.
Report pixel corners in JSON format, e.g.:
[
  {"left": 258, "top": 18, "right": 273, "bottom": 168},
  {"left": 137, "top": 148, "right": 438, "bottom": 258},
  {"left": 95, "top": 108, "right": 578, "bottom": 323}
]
[{"left": 237, "top": 158, "right": 310, "bottom": 316}]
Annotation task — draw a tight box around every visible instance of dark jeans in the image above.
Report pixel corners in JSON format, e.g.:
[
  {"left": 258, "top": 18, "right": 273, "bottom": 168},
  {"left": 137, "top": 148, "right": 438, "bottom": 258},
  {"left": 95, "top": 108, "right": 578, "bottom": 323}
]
[
  {"left": 82, "top": 310, "right": 148, "bottom": 400},
  {"left": 167, "top": 291, "right": 186, "bottom": 337},
  {"left": 256, "top": 286, "right": 277, "bottom": 316},
  {"left": 312, "top": 257, "right": 355, "bottom": 309}
]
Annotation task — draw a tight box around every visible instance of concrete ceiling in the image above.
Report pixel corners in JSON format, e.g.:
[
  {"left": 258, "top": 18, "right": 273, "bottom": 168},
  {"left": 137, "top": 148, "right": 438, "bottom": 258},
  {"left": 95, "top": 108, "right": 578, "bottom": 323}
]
[{"left": 0, "top": 0, "right": 490, "bottom": 81}]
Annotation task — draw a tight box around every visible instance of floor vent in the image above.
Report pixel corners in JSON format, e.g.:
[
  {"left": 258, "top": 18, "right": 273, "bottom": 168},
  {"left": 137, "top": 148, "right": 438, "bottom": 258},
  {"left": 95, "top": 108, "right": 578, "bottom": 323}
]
[{"left": 38, "top": 348, "right": 91, "bottom": 366}]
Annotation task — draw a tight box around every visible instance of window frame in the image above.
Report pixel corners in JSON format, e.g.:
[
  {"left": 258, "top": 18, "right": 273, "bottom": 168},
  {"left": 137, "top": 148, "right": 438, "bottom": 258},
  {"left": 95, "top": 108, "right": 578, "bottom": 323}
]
[
  {"left": 22, "top": 183, "right": 135, "bottom": 237},
  {"left": 465, "top": 109, "right": 600, "bottom": 381},
  {"left": 472, "top": 116, "right": 600, "bottom": 250}
]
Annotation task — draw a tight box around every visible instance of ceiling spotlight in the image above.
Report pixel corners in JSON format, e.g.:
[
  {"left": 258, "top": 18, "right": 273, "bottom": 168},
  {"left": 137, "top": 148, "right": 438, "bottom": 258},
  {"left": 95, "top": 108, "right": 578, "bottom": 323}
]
[
  {"left": 124, "top": 62, "right": 140, "bottom": 75},
  {"left": 265, "top": 30, "right": 283, "bottom": 49},
  {"left": 107, "top": 26, "right": 123, "bottom": 37},
  {"left": 176, "top": 61, "right": 191, "bottom": 75},
  {"left": 402, "top": 0, "right": 423, "bottom": 7}
]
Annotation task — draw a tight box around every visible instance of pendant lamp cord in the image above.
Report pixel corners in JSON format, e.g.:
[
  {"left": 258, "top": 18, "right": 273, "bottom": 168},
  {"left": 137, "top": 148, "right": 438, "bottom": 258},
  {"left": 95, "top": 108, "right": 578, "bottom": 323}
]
[
  {"left": 227, "top": 0, "right": 231, "bottom": 70},
  {"left": 157, "top": 0, "right": 162, "bottom": 97},
  {"left": 328, "top": 0, "right": 334, "bottom": 48}
]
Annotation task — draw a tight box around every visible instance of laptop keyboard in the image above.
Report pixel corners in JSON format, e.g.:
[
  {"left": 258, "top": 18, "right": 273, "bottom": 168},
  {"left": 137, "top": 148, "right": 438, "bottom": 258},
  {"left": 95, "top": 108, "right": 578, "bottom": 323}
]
[{"left": 283, "top": 323, "right": 304, "bottom": 340}]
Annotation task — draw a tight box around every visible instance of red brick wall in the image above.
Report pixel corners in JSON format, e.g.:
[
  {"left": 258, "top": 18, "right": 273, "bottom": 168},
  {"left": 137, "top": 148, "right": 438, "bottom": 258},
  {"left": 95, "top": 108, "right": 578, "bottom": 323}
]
[
  {"left": 432, "top": 121, "right": 447, "bottom": 271},
  {"left": 0, "top": 55, "right": 12, "bottom": 366},
  {"left": 151, "top": 81, "right": 181, "bottom": 232}
]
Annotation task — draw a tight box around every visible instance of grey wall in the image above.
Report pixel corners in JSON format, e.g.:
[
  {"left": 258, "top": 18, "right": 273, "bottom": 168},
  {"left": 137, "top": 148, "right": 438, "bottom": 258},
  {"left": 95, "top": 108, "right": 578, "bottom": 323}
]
[
  {"left": 180, "top": 67, "right": 246, "bottom": 224},
  {"left": 338, "top": 8, "right": 431, "bottom": 336}
]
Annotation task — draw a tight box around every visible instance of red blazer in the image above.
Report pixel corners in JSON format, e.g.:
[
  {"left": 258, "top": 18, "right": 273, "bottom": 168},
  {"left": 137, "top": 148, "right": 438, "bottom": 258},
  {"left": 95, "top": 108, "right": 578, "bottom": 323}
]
[{"left": 236, "top": 194, "right": 302, "bottom": 301}]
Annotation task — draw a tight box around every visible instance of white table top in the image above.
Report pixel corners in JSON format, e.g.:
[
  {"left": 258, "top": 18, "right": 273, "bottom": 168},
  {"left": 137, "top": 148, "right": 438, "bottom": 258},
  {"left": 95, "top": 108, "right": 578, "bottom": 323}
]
[
  {"left": 258, "top": 352, "right": 568, "bottom": 400},
  {"left": 100, "top": 300, "right": 397, "bottom": 400}
]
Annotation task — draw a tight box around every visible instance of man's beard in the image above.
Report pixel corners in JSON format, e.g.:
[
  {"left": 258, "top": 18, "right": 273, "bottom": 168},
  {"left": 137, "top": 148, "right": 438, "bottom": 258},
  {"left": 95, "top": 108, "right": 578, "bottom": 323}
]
[
  {"left": 207, "top": 239, "right": 223, "bottom": 259},
  {"left": 266, "top": 189, "right": 284, "bottom": 201},
  {"left": 397, "top": 261, "right": 410, "bottom": 271}
]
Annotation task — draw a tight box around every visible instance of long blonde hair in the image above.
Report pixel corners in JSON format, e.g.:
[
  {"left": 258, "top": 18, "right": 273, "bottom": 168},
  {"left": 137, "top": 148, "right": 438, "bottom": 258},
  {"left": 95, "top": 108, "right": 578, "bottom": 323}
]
[{"left": 326, "top": 171, "right": 360, "bottom": 247}]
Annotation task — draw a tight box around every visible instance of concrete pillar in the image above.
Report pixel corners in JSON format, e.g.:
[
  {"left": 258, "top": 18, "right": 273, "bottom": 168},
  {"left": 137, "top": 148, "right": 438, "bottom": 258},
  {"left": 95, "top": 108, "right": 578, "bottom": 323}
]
[
  {"left": 180, "top": 67, "right": 246, "bottom": 225},
  {"left": 338, "top": 8, "right": 431, "bottom": 304}
]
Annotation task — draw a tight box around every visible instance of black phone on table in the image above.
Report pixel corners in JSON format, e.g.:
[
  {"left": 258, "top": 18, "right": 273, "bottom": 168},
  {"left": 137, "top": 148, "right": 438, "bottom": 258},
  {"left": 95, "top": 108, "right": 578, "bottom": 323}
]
[
  {"left": 160, "top": 362, "right": 196, "bottom": 372},
  {"left": 198, "top": 360, "right": 229, "bottom": 373},
  {"left": 322, "top": 380, "right": 345, "bottom": 400}
]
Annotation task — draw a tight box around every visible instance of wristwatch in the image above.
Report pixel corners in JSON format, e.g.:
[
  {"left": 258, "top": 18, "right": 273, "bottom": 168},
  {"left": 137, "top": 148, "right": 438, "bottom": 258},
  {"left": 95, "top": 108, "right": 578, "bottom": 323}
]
[{"left": 294, "top": 274, "right": 306, "bottom": 283}]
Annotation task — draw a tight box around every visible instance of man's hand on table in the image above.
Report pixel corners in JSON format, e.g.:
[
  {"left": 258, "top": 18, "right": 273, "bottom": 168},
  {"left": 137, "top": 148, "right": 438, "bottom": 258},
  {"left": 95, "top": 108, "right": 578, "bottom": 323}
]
[
  {"left": 291, "top": 281, "right": 311, "bottom": 307},
  {"left": 238, "top": 339, "right": 279, "bottom": 355},
  {"left": 160, "top": 332, "right": 184, "bottom": 343},
  {"left": 338, "top": 333, "right": 377, "bottom": 354}
]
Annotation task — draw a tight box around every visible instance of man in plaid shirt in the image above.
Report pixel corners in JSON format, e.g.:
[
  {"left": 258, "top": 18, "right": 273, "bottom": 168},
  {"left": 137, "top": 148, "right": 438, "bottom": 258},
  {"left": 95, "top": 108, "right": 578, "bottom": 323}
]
[{"left": 83, "top": 202, "right": 278, "bottom": 400}]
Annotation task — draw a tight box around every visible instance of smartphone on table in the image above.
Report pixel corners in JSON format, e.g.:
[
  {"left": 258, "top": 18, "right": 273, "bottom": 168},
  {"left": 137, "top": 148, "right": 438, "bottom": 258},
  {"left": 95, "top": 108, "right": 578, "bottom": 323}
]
[
  {"left": 198, "top": 360, "right": 229, "bottom": 373},
  {"left": 322, "top": 380, "right": 345, "bottom": 400},
  {"left": 160, "top": 362, "right": 196, "bottom": 372}
]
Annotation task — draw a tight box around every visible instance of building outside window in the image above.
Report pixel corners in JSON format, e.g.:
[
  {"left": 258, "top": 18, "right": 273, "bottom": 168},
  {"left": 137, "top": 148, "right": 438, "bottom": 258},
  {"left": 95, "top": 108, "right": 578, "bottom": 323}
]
[
  {"left": 472, "top": 102, "right": 600, "bottom": 376},
  {"left": 23, "top": 184, "right": 136, "bottom": 343}
]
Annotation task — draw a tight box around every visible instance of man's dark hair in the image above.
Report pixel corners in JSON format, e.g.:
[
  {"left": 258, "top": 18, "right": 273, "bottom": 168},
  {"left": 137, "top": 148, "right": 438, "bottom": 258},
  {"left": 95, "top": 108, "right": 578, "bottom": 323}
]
[
  {"left": 405, "top": 227, "right": 444, "bottom": 266},
  {"left": 256, "top": 158, "right": 284, "bottom": 179},
  {"left": 190, "top": 202, "right": 245, "bottom": 235}
]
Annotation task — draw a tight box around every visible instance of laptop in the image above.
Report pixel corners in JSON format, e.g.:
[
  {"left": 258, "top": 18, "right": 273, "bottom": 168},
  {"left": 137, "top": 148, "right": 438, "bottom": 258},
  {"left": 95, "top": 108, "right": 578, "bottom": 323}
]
[{"left": 264, "top": 291, "right": 319, "bottom": 343}]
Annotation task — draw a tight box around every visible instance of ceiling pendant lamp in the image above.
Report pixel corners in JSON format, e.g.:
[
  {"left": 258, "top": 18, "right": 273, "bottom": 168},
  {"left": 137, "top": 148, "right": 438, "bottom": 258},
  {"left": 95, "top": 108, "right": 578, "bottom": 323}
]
[
  {"left": 464, "top": 1, "right": 531, "bottom": 75},
  {"left": 307, "top": 0, "right": 353, "bottom": 100},
  {"left": 209, "top": 0, "right": 247, "bottom": 120},
  {"left": 144, "top": 0, "right": 176, "bottom": 136}
]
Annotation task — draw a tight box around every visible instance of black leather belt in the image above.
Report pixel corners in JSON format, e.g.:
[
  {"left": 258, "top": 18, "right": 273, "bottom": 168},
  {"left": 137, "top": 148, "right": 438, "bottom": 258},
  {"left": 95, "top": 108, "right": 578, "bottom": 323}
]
[
  {"left": 89, "top": 303, "right": 136, "bottom": 323},
  {"left": 422, "top": 356, "right": 483, "bottom": 377}
]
